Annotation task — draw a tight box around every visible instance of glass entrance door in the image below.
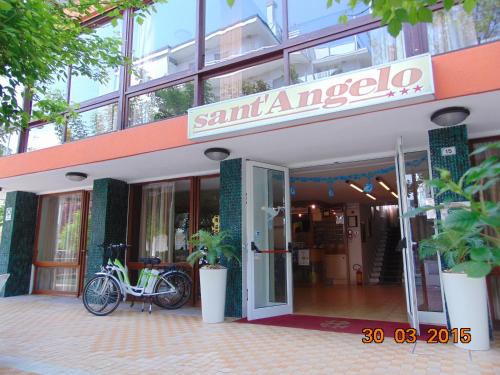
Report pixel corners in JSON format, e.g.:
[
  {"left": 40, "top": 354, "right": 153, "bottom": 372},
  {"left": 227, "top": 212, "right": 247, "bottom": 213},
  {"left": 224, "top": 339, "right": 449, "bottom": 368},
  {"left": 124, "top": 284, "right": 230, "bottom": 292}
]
[
  {"left": 395, "top": 137, "right": 421, "bottom": 333},
  {"left": 246, "top": 161, "right": 293, "bottom": 320}
]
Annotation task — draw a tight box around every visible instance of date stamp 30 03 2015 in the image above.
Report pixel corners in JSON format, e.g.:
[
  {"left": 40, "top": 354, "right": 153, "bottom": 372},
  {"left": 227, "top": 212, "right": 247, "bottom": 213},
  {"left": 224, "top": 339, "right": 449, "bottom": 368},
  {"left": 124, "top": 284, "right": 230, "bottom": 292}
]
[{"left": 361, "top": 328, "right": 472, "bottom": 344}]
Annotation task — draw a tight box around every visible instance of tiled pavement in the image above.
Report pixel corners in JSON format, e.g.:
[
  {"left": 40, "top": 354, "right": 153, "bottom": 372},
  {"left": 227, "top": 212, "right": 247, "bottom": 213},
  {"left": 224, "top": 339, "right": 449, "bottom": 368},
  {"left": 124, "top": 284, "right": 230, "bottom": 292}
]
[{"left": 0, "top": 295, "right": 499, "bottom": 375}]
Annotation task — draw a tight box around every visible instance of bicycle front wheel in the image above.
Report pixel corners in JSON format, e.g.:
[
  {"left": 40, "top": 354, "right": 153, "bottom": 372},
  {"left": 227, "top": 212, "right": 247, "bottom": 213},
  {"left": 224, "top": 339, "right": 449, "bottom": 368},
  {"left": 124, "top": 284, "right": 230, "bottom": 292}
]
[
  {"left": 83, "top": 275, "right": 122, "bottom": 316},
  {"left": 153, "top": 270, "right": 192, "bottom": 310}
]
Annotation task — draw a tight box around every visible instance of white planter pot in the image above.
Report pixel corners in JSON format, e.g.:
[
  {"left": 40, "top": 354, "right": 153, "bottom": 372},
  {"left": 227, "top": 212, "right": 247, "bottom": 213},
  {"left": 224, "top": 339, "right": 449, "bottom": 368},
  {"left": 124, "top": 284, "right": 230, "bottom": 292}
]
[
  {"left": 199, "top": 267, "right": 228, "bottom": 324},
  {"left": 442, "top": 272, "right": 490, "bottom": 350}
]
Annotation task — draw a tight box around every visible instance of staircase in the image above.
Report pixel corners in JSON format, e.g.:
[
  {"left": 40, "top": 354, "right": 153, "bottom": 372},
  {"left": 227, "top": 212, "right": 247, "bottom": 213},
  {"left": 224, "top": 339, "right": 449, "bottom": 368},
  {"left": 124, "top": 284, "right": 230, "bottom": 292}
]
[
  {"left": 368, "top": 231, "right": 388, "bottom": 284},
  {"left": 369, "top": 226, "right": 403, "bottom": 285}
]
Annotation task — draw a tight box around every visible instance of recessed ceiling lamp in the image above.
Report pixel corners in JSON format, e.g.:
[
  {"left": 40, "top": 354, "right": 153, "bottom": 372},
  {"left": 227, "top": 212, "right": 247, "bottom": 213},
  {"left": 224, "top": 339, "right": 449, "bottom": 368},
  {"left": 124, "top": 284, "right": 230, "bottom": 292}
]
[
  {"left": 204, "top": 147, "right": 230, "bottom": 161},
  {"left": 65, "top": 172, "right": 88, "bottom": 182},
  {"left": 366, "top": 193, "right": 377, "bottom": 201},
  {"left": 311, "top": 204, "right": 316, "bottom": 209},
  {"left": 430, "top": 107, "right": 470, "bottom": 127},
  {"left": 346, "top": 180, "right": 364, "bottom": 193},
  {"left": 375, "top": 177, "right": 391, "bottom": 191},
  {"left": 391, "top": 191, "right": 399, "bottom": 199}
]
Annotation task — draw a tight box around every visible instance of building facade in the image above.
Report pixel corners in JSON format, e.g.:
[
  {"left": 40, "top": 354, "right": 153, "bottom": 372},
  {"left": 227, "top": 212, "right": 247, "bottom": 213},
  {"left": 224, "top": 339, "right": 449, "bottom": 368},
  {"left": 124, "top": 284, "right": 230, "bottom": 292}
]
[{"left": 0, "top": 0, "right": 499, "bottom": 331}]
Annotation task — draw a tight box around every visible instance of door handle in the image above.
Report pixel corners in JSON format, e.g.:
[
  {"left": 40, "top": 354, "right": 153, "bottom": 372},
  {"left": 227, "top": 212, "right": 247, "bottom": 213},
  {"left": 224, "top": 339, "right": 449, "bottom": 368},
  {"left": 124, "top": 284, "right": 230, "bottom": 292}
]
[
  {"left": 287, "top": 242, "right": 293, "bottom": 253},
  {"left": 251, "top": 242, "right": 261, "bottom": 253}
]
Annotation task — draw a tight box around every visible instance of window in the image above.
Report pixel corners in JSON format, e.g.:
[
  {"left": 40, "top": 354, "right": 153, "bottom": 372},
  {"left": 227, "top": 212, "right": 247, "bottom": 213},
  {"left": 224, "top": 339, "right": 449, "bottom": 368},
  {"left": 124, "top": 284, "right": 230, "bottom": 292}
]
[
  {"left": 138, "top": 180, "right": 191, "bottom": 263},
  {"left": 204, "top": 59, "right": 285, "bottom": 103},
  {"left": 0, "top": 130, "right": 20, "bottom": 156},
  {"left": 289, "top": 28, "right": 405, "bottom": 84},
  {"left": 128, "top": 81, "right": 194, "bottom": 127},
  {"left": 131, "top": 1, "right": 196, "bottom": 86},
  {"left": 27, "top": 123, "right": 64, "bottom": 152},
  {"left": 205, "top": 0, "right": 283, "bottom": 66},
  {"left": 35, "top": 193, "right": 86, "bottom": 293},
  {"left": 287, "top": 0, "right": 368, "bottom": 39},
  {"left": 67, "top": 103, "right": 119, "bottom": 141},
  {"left": 70, "top": 21, "right": 122, "bottom": 104},
  {"left": 199, "top": 176, "right": 220, "bottom": 233}
]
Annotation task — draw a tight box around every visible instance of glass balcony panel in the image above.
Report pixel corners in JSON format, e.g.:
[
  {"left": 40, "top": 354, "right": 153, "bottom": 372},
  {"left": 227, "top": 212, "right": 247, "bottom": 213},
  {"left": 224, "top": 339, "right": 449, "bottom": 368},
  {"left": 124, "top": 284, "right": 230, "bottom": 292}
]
[
  {"left": 204, "top": 59, "right": 285, "bottom": 104},
  {"left": 128, "top": 81, "right": 194, "bottom": 127},
  {"left": 131, "top": 0, "right": 196, "bottom": 86},
  {"left": 27, "top": 123, "right": 64, "bottom": 152},
  {"left": 67, "top": 103, "right": 118, "bottom": 141},
  {"left": 205, "top": 0, "right": 283, "bottom": 66}
]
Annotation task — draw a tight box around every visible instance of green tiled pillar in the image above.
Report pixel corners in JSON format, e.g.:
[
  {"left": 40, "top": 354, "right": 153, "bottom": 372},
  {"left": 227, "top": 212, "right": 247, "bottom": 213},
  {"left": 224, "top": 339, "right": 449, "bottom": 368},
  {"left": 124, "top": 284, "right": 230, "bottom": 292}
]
[
  {"left": 219, "top": 158, "right": 243, "bottom": 317},
  {"left": 0, "top": 191, "right": 38, "bottom": 297},
  {"left": 85, "top": 178, "right": 129, "bottom": 282},
  {"left": 428, "top": 124, "right": 470, "bottom": 204}
]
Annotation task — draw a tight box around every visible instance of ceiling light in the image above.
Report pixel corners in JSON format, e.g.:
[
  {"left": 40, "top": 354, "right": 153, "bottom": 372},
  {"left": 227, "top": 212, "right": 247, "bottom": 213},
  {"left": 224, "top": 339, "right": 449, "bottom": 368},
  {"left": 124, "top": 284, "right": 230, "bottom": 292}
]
[
  {"left": 65, "top": 172, "right": 88, "bottom": 182},
  {"left": 298, "top": 213, "right": 302, "bottom": 218},
  {"left": 391, "top": 191, "right": 399, "bottom": 199},
  {"left": 430, "top": 107, "right": 470, "bottom": 127},
  {"left": 204, "top": 147, "right": 230, "bottom": 161},
  {"left": 346, "top": 180, "right": 363, "bottom": 193},
  {"left": 366, "top": 193, "right": 377, "bottom": 201},
  {"left": 376, "top": 177, "right": 391, "bottom": 191},
  {"left": 311, "top": 204, "right": 316, "bottom": 209}
]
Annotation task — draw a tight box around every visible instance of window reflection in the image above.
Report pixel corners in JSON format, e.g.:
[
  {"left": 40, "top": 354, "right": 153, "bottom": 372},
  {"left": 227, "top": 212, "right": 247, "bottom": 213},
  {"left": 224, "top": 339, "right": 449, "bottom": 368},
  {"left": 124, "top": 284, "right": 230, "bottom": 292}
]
[
  {"left": 204, "top": 59, "right": 284, "bottom": 103},
  {"left": 128, "top": 82, "right": 194, "bottom": 127},
  {"left": 131, "top": 1, "right": 196, "bottom": 85},
  {"left": 0, "top": 130, "right": 20, "bottom": 156},
  {"left": 27, "top": 123, "right": 64, "bottom": 152},
  {"left": 67, "top": 103, "right": 118, "bottom": 141},
  {"left": 70, "top": 21, "right": 122, "bottom": 103},
  {"left": 32, "top": 72, "right": 68, "bottom": 114},
  {"left": 199, "top": 177, "right": 220, "bottom": 233},
  {"left": 205, "top": 0, "right": 283, "bottom": 66},
  {"left": 288, "top": 0, "right": 369, "bottom": 39}
]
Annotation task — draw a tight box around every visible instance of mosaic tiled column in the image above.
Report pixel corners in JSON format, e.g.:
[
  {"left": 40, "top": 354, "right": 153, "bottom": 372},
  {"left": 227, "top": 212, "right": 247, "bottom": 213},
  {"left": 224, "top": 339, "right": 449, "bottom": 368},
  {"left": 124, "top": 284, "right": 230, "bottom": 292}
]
[
  {"left": 85, "top": 178, "right": 129, "bottom": 282},
  {"left": 0, "top": 191, "right": 38, "bottom": 297},
  {"left": 219, "top": 158, "right": 243, "bottom": 317},
  {"left": 428, "top": 124, "right": 470, "bottom": 204}
]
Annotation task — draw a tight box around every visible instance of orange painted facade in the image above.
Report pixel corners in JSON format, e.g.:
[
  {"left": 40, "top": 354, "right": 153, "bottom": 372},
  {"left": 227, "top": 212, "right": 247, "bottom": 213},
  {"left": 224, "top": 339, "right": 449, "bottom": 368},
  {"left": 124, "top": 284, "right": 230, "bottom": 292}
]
[{"left": 1, "top": 41, "right": 499, "bottom": 180}]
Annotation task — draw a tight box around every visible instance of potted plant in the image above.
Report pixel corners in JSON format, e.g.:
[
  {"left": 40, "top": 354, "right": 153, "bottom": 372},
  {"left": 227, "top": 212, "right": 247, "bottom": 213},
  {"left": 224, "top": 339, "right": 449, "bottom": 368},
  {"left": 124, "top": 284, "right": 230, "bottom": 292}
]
[
  {"left": 187, "top": 230, "right": 241, "bottom": 323},
  {"left": 407, "top": 142, "right": 499, "bottom": 350}
]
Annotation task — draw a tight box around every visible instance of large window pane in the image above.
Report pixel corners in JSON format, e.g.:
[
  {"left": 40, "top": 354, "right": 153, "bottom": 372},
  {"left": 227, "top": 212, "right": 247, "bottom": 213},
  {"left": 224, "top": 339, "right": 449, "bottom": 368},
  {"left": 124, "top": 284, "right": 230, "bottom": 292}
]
[
  {"left": 204, "top": 59, "right": 284, "bottom": 104},
  {"left": 0, "top": 130, "right": 19, "bottom": 156},
  {"left": 67, "top": 103, "right": 118, "bottom": 141},
  {"left": 128, "top": 82, "right": 194, "bottom": 127},
  {"left": 70, "top": 21, "right": 122, "bottom": 103},
  {"left": 27, "top": 123, "right": 65, "bottom": 152},
  {"left": 205, "top": 0, "right": 283, "bottom": 66},
  {"left": 288, "top": 0, "right": 368, "bottom": 39},
  {"left": 199, "top": 176, "right": 220, "bottom": 233},
  {"left": 139, "top": 180, "right": 191, "bottom": 263},
  {"left": 36, "top": 267, "right": 78, "bottom": 293},
  {"left": 131, "top": 1, "right": 196, "bottom": 86},
  {"left": 37, "top": 193, "right": 83, "bottom": 263}
]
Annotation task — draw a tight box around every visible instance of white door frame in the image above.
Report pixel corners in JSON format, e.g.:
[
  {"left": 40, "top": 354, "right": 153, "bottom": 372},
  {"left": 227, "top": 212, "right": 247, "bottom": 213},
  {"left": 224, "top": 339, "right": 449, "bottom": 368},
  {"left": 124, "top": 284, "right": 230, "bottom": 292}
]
[{"left": 245, "top": 160, "right": 293, "bottom": 320}]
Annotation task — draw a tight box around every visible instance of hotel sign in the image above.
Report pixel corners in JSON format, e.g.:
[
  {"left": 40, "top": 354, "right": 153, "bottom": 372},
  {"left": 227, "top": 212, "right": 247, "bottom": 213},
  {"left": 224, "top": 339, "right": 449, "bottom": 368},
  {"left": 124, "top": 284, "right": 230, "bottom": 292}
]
[{"left": 188, "top": 54, "right": 434, "bottom": 139}]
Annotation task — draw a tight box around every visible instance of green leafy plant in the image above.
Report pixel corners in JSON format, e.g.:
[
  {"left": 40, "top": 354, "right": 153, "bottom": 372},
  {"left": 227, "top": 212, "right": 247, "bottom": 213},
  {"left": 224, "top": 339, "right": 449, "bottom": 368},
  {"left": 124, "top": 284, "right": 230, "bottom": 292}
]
[
  {"left": 187, "top": 230, "right": 241, "bottom": 269},
  {"left": 406, "top": 142, "right": 500, "bottom": 277}
]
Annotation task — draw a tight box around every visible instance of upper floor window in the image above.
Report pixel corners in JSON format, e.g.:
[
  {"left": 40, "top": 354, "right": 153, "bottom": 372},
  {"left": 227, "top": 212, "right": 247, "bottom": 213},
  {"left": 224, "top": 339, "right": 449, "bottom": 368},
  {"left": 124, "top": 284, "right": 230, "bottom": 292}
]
[
  {"left": 70, "top": 20, "right": 123, "bottom": 104},
  {"left": 205, "top": 0, "right": 283, "bottom": 66},
  {"left": 26, "top": 123, "right": 64, "bottom": 152},
  {"left": 288, "top": 0, "right": 369, "bottom": 39},
  {"left": 67, "top": 103, "right": 119, "bottom": 141},
  {"left": 0, "top": 130, "right": 20, "bottom": 156},
  {"left": 131, "top": 1, "right": 196, "bottom": 86}
]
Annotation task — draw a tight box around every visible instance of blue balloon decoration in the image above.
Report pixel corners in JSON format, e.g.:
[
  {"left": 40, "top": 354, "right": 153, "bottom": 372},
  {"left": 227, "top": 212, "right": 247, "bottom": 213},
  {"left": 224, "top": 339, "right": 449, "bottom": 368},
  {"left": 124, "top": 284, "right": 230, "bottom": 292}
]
[
  {"left": 328, "top": 186, "right": 334, "bottom": 198},
  {"left": 363, "top": 182, "right": 374, "bottom": 193},
  {"left": 290, "top": 186, "right": 296, "bottom": 196}
]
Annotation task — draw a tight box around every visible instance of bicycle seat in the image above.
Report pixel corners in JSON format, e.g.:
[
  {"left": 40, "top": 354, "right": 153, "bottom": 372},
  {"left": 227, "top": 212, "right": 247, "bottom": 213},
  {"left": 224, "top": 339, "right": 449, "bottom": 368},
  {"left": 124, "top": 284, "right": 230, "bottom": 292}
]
[{"left": 139, "top": 257, "right": 161, "bottom": 265}]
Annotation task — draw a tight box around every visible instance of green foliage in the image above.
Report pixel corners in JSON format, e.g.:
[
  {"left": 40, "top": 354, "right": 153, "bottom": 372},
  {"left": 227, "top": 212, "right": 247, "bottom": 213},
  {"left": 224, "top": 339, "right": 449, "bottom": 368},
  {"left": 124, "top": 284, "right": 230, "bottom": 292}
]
[
  {"left": 0, "top": 200, "right": 4, "bottom": 230},
  {"left": 0, "top": 0, "right": 165, "bottom": 132},
  {"left": 406, "top": 142, "right": 500, "bottom": 278},
  {"left": 187, "top": 230, "right": 241, "bottom": 267},
  {"left": 242, "top": 80, "right": 271, "bottom": 96},
  {"left": 57, "top": 210, "right": 81, "bottom": 251}
]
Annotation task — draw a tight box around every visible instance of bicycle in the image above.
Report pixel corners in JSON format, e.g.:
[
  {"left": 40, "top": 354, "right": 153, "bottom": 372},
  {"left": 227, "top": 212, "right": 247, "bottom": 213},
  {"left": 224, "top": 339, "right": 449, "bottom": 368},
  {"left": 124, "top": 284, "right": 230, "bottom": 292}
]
[{"left": 82, "top": 243, "right": 192, "bottom": 316}]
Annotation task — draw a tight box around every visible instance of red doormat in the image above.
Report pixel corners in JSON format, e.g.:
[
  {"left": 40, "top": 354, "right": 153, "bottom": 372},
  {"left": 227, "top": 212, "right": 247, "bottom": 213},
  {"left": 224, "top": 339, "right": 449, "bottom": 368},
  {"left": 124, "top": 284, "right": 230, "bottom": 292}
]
[{"left": 235, "top": 314, "right": 442, "bottom": 341}]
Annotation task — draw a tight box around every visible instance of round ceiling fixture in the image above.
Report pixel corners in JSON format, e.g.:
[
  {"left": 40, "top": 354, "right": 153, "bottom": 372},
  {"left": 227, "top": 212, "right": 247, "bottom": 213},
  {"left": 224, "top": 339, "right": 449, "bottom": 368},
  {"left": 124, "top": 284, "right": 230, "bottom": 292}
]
[
  {"left": 430, "top": 107, "right": 470, "bottom": 127},
  {"left": 204, "top": 147, "right": 230, "bottom": 161},
  {"left": 65, "top": 172, "right": 88, "bottom": 182}
]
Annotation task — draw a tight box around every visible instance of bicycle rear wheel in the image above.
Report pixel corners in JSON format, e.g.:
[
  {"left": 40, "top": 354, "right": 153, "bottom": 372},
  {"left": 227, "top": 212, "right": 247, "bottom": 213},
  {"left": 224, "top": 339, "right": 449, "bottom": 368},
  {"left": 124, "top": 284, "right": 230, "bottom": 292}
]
[
  {"left": 153, "top": 270, "right": 192, "bottom": 309},
  {"left": 83, "top": 275, "right": 122, "bottom": 316}
]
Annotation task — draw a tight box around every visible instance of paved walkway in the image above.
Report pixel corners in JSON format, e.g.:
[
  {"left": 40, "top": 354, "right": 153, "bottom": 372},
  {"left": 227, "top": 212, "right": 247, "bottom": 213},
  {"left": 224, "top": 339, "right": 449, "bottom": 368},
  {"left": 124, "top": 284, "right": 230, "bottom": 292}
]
[{"left": 0, "top": 295, "right": 499, "bottom": 374}]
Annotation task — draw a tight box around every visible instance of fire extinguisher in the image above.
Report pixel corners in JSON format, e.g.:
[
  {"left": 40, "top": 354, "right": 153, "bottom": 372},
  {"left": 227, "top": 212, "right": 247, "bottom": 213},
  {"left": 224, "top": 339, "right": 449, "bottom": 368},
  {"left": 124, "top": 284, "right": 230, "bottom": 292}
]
[{"left": 353, "top": 264, "right": 362, "bottom": 286}]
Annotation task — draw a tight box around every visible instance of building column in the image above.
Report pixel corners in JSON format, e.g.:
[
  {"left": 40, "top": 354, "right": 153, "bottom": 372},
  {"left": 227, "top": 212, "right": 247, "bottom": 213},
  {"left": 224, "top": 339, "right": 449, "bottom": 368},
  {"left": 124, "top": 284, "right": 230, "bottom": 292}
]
[
  {"left": 85, "top": 178, "right": 129, "bottom": 282},
  {"left": 428, "top": 124, "right": 471, "bottom": 204},
  {"left": 0, "top": 191, "right": 38, "bottom": 297},
  {"left": 219, "top": 158, "right": 243, "bottom": 317}
]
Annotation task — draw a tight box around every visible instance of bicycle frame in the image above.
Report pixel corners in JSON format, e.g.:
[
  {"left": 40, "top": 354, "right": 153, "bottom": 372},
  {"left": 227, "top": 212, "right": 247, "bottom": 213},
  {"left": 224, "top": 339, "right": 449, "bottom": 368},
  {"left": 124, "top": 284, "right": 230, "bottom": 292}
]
[{"left": 97, "top": 258, "right": 178, "bottom": 299}]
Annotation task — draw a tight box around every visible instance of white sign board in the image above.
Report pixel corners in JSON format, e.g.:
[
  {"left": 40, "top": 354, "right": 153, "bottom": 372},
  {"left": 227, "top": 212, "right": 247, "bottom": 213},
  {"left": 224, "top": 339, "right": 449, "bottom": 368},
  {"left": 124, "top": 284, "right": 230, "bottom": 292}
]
[
  {"left": 441, "top": 146, "right": 457, "bottom": 156},
  {"left": 298, "top": 249, "right": 310, "bottom": 266},
  {"left": 5, "top": 207, "right": 12, "bottom": 222}
]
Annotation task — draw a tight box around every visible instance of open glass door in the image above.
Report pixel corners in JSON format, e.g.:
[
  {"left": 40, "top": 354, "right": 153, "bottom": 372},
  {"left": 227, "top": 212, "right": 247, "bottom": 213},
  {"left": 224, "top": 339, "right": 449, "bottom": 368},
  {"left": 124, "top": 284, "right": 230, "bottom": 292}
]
[
  {"left": 246, "top": 161, "right": 293, "bottom": 320},
  {"left": 395, "top": 137, "right": 420, "bottom": 333}
]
